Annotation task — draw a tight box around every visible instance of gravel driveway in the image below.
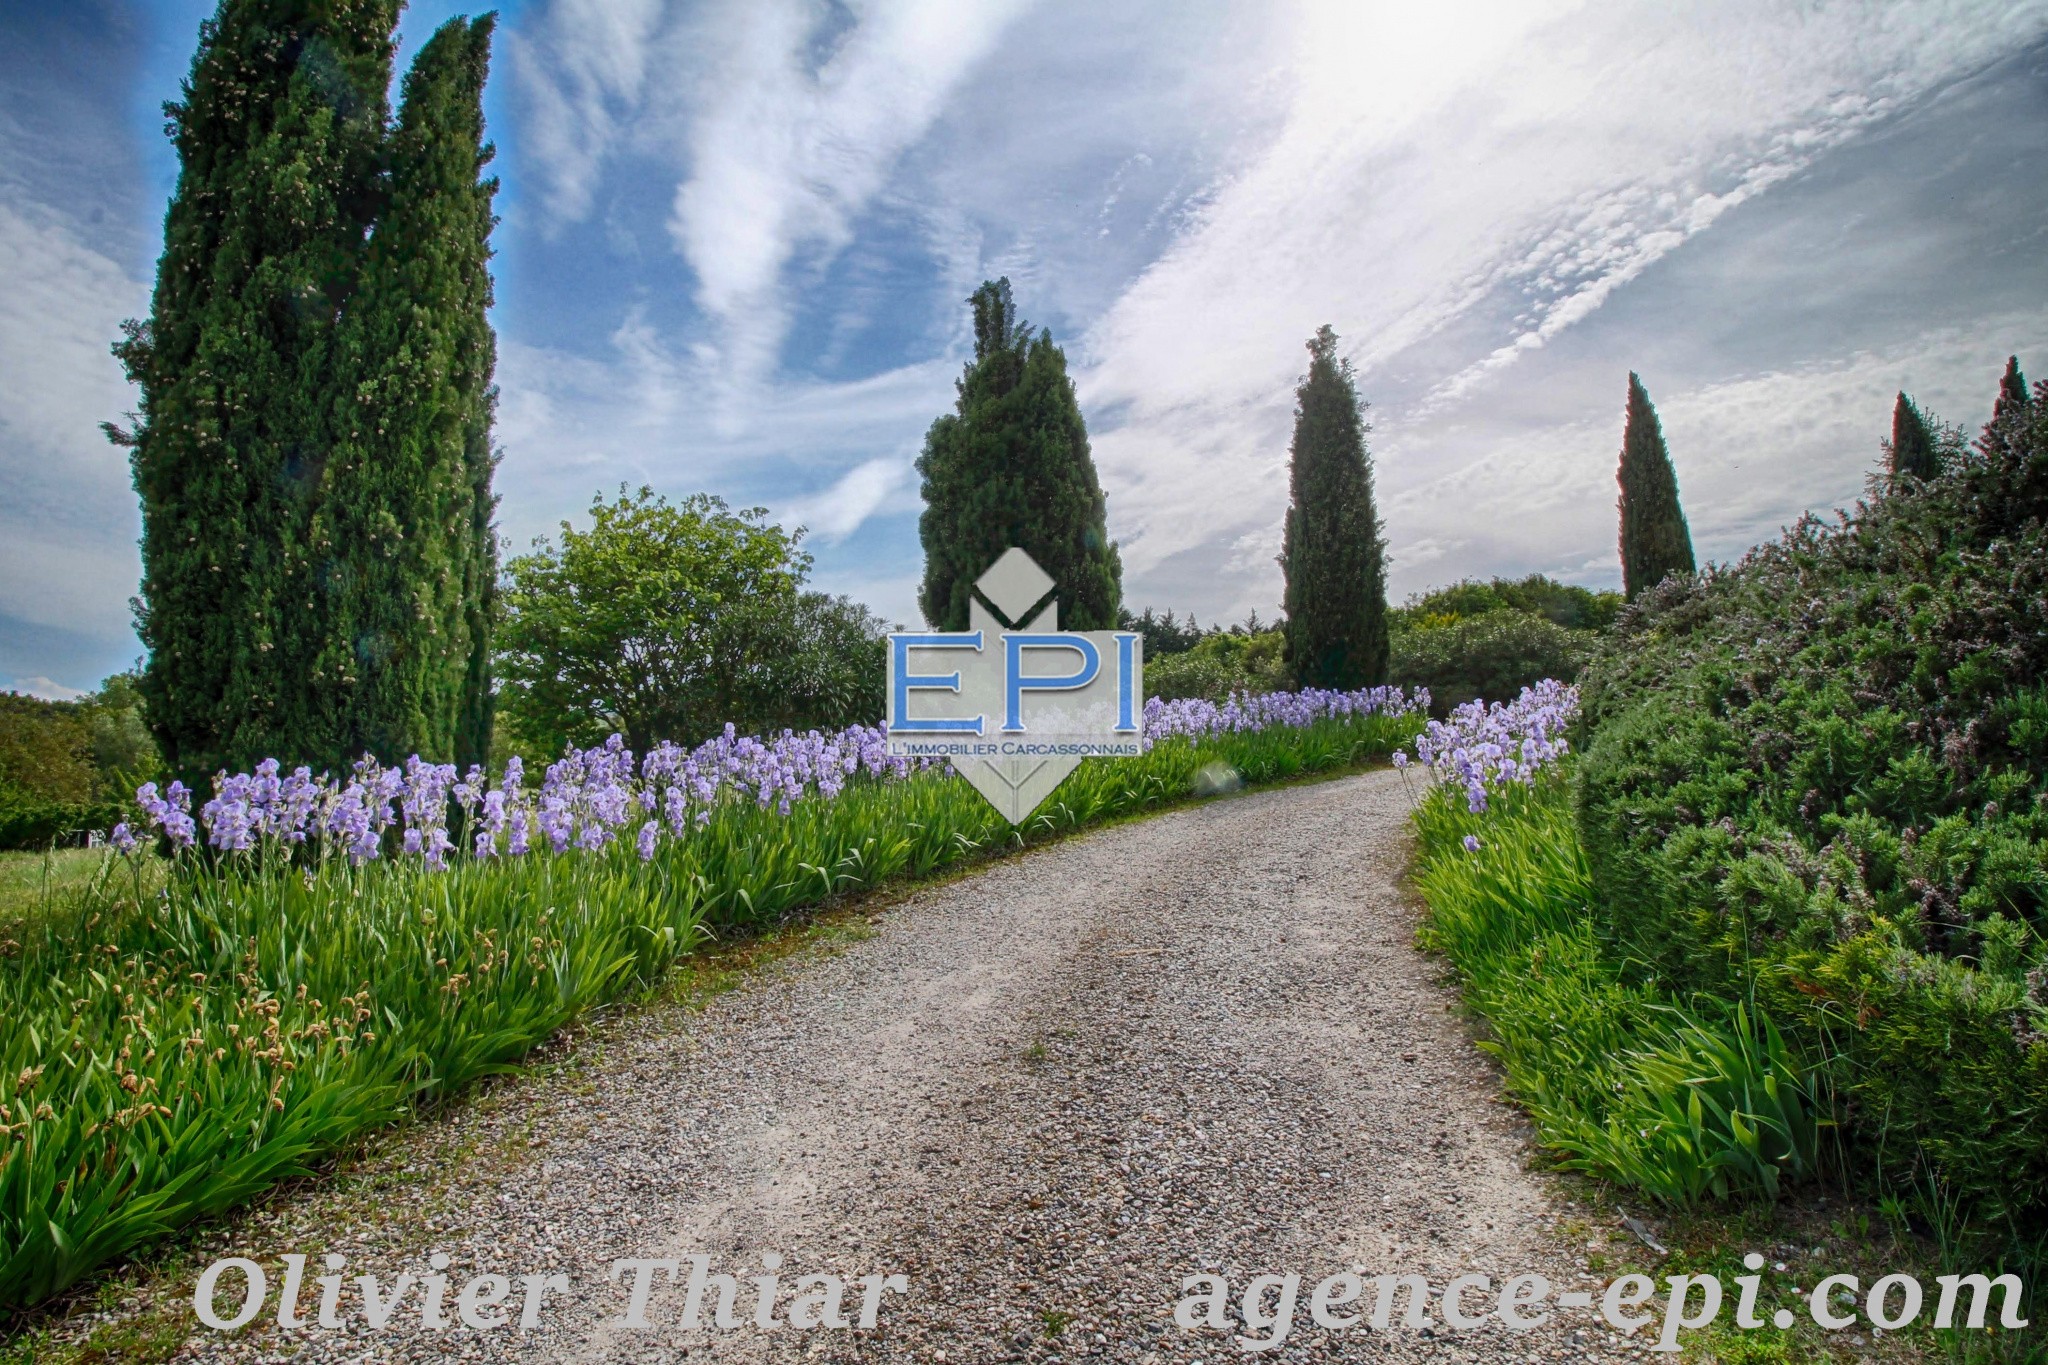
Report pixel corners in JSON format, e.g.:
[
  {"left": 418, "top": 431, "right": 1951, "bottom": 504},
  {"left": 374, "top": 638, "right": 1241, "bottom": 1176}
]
[{"left": 155, "top": 767, "right": 1633, "bottom": 1364}]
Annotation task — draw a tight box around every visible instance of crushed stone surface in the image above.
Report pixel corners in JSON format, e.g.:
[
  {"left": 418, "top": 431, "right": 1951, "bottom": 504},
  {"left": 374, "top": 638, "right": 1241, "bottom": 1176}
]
[{"left": 123, "top": 768, "right": 1649, "bottom": 1362}]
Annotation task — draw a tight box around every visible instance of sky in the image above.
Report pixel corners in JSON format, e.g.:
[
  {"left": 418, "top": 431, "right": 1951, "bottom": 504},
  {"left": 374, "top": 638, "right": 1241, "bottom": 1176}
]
[{"left": 2, "top": 0, "right": 2046, "bottom": 699}]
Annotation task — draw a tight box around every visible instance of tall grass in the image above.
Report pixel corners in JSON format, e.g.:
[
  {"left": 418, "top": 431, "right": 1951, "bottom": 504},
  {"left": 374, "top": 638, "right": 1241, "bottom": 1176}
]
[
  {"left": 1408, "top": 738, "right": 1827, "bottom": 1207},
  {"left": 0, "top": 711, "right": 1415, "bottom": 1312}
]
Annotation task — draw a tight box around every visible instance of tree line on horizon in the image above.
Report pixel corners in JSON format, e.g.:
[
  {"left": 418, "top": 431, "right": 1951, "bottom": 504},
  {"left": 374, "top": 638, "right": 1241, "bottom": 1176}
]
[{"left": 10, "top": 0, "right": 2033, "bottom": 808}]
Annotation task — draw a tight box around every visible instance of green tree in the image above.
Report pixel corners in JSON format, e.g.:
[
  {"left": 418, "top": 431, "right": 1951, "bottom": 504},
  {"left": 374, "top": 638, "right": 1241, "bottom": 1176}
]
[
  {"left": 716, "top": 592, "right": 891, "bottom": 735},
  {"left": 1616, "top": 371, "right": 1695, "bottom": 600},
  {"left": 110, "top": 0, "right": 399, "bottom": 785},
  {"left": 110, "top": 1, "right": 497, "bottom": 785},
  {"left": 917, "top": 279, "right": 1121, "bottom": 630},
  {"left": 1888, "top": 390, "right": 1940, "bottom": 485},
  {"left": 1280, "top": 325, "right": 1388, "bottom": 688},
  {"left": 496, "top": 487, "right": 809, "bottom": 755},
  {"left": 307, "top": 14, "right": 499, "bottom": 771},
  {"left": 1396, "top": 574, "right": 1621, "bottom": 632},
  {"left": 1979, "top": 354, "right": 2032, "bottom": 458}
]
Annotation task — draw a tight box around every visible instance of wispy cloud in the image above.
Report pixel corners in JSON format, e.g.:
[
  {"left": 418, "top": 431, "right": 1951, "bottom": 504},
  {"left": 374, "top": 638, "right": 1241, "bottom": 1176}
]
[
  {"left": 1076, "top": 0, "right": 2048, "bottom": 611},
  {"left": 505, "top": 0, "right": 666, "bottom": 223},
  {"left": 6, "top": 675, "right": 87, "bottom": 701},
  {"left": 780, "top": 455, "right": 914, "bottom": 545},
  {"left": 0, "top": 198, "right": 144, "bottom": 646}
]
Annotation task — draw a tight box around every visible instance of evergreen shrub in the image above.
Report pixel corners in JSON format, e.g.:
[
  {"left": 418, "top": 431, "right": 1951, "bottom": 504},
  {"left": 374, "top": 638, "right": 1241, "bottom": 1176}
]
[{"left": 1576, "top": 377, "right": 2048, "bottom": 1226}]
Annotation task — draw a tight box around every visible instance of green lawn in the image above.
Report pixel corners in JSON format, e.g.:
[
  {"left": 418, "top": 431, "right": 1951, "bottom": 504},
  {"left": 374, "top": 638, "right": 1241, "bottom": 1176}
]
[{"left": 0, "top": 847, "right": 161, "bottom": 946}]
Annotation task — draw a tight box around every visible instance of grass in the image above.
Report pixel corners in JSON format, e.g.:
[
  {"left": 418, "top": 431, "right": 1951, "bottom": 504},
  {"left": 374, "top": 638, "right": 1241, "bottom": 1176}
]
[
  {"left": 1408, "top": 764, "right": 2044, "bottom": 1361},
  {"left": 0, "top": 711, "right": 1419, "bottom": 1319},
  {"left": 0, "top": 850, "right": 162, "bottom": 949}
]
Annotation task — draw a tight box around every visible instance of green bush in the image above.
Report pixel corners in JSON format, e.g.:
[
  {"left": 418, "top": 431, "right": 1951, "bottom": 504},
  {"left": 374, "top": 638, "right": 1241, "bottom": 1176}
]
[
  {"left": 1144, "top": 629, "right": 1291, "bottom": 701},
  {"left": 0, "top": 683, "right": 157, "bottom": 850},
  {"left": 1575, "top": 377, "right": 2048, "bottom": 1229},
  {"left": 1413, "top": 770, "right": 1825, "bottom": 1207},
  {"left": 1390, "top": 609, "right": 1596, "bottom": 713},
  {"left": 1395, "top": 573, "right": 1622, "bottom": 631}
]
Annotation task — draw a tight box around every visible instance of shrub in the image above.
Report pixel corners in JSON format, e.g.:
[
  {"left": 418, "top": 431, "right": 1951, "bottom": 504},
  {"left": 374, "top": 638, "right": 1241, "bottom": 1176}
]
[
  {"left": 1407, "top": 686, "right": 1824, "bottom": 1207},
  {"left": 1575, "top": 375, "right": 2048, "bottom": 1228},
  {"left": 1390, "top": 609, "right": 1595, "bottom": 713},
  {"left": 0, "top": 683, "right": 158, "bottom": 850},
  {"left": 1395, "top": 573, "right": 1622, "bottom": 632},
  {"left": 1144, "top": 630, "right": 1291, "bottom": 701}
]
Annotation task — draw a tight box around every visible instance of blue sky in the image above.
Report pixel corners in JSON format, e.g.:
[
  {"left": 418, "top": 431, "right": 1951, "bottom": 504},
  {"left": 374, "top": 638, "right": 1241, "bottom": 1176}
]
[{"left": 3, "top": 0, "right": 2046, "bottom": 698}]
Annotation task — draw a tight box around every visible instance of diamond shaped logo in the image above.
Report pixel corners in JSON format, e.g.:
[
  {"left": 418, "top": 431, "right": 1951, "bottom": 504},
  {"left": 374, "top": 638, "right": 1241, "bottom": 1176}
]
[
  {"left": 885, "top": 549, "right": 1143, "bottom": 825},
  {"left": 974, "top": 547, "right": 1057, "bottom": 626}
]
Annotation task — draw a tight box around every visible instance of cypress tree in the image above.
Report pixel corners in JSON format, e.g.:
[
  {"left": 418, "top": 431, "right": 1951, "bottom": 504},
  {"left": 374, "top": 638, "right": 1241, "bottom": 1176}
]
[
  {"left": 1616, "top": 372, "right": 1696, "bottom": 600},
  {"left": 1888, "top": 391, "right": 1939, "bottom": 485},
  {"left": 111, "top": 1, "right": 498, "bottom": 782},
  {"left": 1979, "top": 355, "right": 2032, "bottom": 459},
  {"left": 916, "top": 279, "right": 1121, "bottom": 629},
  {"left": 1279, "top": 325, "right": 1388, "bottom": 689},
  {"left": 308, "top": 15, "right": 498, "bottom": 770},
  {"left": 110, "top": 0, "right": 398, "bottom": 787}
]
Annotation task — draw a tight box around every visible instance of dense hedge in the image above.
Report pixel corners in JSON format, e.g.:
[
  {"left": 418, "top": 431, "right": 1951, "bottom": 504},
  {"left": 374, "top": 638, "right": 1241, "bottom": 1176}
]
[
  {"left": 1391, "top": 609, "right": 1595, "bottom": 714},
  {"left": 1575, "top": 381, "right": 2048, "bottom": 1228},
  {"left": 0, "top": 791, "right": 125, "bottom": 852}
]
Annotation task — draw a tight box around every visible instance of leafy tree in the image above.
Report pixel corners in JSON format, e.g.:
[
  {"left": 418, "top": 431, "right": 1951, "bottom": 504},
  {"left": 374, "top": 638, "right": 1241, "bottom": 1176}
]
[
  {"left": 1888, "top": 391, "right": 1940, "bottom": 485},
  {"left": 1280, "top": 325, "right": 1388, "bottom": 688},
  {"left": 1389, "top": 610, "right": 1595, "bottom": 714},
  {"left": 1616, "top": 371, "right": 1695, "bottom": 600},
  {"left": 110, "top": 1, "right": 497, "bottom": 784},
  {"left": 1146, "top": 630, "right": 1291, "bottom": 702},
  {"left": 306, "top": 15, "right": 499, "bottom": 771},
  {"left": 496, "top": 487, "right": 808, "bottom": 755},
  {"left": 716, "top": 592, "right": 891, "bottom": 736},
  {"left": 917, "top": 279, "right": 1121, "bottom": 630}
]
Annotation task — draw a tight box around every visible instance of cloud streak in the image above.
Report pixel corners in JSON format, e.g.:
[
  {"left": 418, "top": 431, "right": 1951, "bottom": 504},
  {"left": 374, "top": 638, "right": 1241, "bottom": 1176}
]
[{"left": 1080, "top": 0, "right": 2048, "bottom": 609}]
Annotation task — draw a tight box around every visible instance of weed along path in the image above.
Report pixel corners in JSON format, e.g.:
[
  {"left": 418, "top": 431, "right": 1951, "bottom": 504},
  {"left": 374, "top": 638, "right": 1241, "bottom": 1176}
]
[{"left": 164, "top": 768, "right": 1617, "bottom": 1363}]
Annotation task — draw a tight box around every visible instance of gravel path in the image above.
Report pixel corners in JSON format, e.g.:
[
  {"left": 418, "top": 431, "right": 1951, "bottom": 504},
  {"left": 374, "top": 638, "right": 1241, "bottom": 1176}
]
[{"left": 154, "top": 768, "right": 1639, "bottom": 1363}]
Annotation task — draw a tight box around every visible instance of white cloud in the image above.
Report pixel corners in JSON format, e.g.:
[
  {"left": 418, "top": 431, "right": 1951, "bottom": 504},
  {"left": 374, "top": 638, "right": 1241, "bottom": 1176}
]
[
  {"left": 1375, "top": 313, "right": 2048, "bottom": 599},
  {"left": 6, "top": 675, "right": 86, "bottom": 701},
  {"left": 0, "top": 198, "right": 144, "bottom": 642},
  {"left": 1077, "top": 0, "right": 2048, "bottom": 610},
  {"left": 505, "top": 0, "right": 666, "bottom": 222},
  {"left": 665, "top": 0, "right": 1036, "bottom": 406},
  {"left": 779, "top": 454, "right": 913, "bottom": 545}
]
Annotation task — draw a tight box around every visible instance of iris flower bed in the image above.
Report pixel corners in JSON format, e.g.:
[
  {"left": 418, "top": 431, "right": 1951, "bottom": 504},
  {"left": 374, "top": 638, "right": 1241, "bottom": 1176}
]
[
  {"left": 0, "top": 687, "right": 1421, "bottom": 1311},
  {"left": 1403, "top": 683, "right": 1828, "bottom": 1208}
]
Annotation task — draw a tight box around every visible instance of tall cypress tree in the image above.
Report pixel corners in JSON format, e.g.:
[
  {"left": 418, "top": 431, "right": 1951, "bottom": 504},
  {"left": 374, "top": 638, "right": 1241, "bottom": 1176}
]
[
  {"left": 112, "top": 1, "right": 497, "bottom": 783},
  {"left": 917, "top": 279, "right": 1121, "bottom": 630},
  {"left": 1888, "top": 391, "right": 1939, "bottom": 485},
  {"left": 308, "top": 15, "right": 498, "bottom": 770},
  {"left": 1616, "top": 372, "right": 1696, "bottom": 601},
  {"left": 1280, "top": 325, "right": 1388, "bottom": 689},
  {"left": 110, "top": 0, "right": 398, "bottom": 787},
  {"left": 1979, "top": 355, "right": 2032, "bottom": 459}
]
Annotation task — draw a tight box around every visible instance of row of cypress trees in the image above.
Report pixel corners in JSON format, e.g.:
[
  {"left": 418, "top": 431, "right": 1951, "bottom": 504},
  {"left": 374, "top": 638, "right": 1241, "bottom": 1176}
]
[
  {"left": 911, "top": 285, "right": 1722, "bottom": 689},
  {"left": 1889, "top": 355, "right": 2033, "bottom": 484},
  {"left": 111, "top": 1, "right": 499, "bottom": 787},
  {"left": 916, "top": 293, "right": 1398, "bottom": 689},
  {"left": 1615, "top": 356, "right": 2039, "bottom": 607}
]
